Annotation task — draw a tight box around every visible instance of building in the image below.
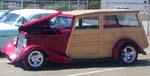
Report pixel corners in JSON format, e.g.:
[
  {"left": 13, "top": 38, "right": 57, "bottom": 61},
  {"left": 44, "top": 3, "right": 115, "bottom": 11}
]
[{"left": 101, "top": 0, "right": 149, "bottom": 11}]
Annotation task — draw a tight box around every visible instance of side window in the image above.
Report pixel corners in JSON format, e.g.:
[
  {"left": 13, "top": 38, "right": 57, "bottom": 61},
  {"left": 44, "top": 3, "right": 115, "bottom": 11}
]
[
  {"left": 41, "top": 13, "right": 49, "bottom": 17},
  {"left": 103, "top": 15, "right": 118, "bottom": 28},
  {"left": 51, "top": 16, "right": 72, "bottom": 29},
  {"left": 30, "top": 14, "right": 41, "bottom": 21},
  {"left": 103, "top": 14, "right": 139, "bottom": 28},
  {"left": 76, "top": 16, "right": 99, "bottom": 29},
  {"left": 117, "top": 14, "right": 139, "bottom": 27}
]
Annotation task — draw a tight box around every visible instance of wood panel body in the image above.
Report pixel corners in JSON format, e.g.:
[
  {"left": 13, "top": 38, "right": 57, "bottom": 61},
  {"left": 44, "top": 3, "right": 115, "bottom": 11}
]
[{"left": 66, "top": 11, "right": 148, "bottom": 59}]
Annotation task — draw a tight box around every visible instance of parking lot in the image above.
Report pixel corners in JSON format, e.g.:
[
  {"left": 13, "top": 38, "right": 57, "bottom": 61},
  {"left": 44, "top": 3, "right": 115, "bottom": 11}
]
[
  {"left": 0, "top": 53, "right": 150, "bottom": 76},
  {"left": 0, "top": 20, "right": 150, "bottom": 76}
]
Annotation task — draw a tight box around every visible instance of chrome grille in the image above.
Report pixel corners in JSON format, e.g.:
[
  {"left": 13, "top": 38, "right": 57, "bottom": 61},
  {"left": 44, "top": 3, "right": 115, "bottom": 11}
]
[{"left": 16, "top": 34, "right": 26, "bottom": 55}]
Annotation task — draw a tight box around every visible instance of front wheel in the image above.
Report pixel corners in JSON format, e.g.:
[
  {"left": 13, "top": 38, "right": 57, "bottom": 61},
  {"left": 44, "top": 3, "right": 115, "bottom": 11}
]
[
  {"left": 119, "top": 44, "right": 138, "bottom": 64},
  {"left": 23, "top": 50, "right": 46, "bottom": 70}
]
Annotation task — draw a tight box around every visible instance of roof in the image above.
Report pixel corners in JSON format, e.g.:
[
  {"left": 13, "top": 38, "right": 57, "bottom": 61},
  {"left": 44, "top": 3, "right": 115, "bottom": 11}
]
[
  {"left": 10, "top": 9, "right": 57, "bottom": 18},
  {"left": 65, "top": 9, "right": 139, "bottom": 16}
]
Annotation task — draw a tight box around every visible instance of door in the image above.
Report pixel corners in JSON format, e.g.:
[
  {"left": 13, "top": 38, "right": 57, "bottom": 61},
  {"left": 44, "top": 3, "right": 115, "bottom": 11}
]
[{"left": 67, "top": 15, "right": 101, "bottom": 59}]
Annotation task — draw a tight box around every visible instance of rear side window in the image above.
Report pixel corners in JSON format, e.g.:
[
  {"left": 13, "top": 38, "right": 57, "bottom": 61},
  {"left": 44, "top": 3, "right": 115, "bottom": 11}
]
[
  {"left": 76, "top": 16, "right": 99, "bottom": 29},
  {"left": 103, "top": 14, "right": 139, "bottom": 28},
  {"left": 117, "top": 14, "right": 139, "bottom": 27}
]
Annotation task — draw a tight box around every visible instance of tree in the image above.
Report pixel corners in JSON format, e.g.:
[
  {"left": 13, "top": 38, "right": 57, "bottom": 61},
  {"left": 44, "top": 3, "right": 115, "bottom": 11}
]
[{"left": 88, "top": 0, "right": 101, "bottom": 9}]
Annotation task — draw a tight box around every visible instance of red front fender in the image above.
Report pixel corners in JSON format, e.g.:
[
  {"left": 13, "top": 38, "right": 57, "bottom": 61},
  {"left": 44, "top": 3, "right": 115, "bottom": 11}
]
[{"left": 17, "top": 45, "right": 71, "bottom": 63}]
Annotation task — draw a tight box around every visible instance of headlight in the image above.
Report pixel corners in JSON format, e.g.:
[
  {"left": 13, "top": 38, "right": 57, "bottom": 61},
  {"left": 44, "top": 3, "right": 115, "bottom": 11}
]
[{"left": 13, "top": 36, "right": 18, "bottom": 45}]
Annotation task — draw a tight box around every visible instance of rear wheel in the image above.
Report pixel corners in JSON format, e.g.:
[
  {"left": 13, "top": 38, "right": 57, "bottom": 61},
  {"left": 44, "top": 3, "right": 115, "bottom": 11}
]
[
  {"left": 23, "top": 50, "right": 46, "bottom": 70},
  {"left": 119, "top": 44, "right": 138, "bottom": 64}
]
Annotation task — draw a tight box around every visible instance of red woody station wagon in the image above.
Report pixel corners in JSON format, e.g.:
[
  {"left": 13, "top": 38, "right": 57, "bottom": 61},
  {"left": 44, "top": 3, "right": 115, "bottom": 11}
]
[{"left": 2, "top": 9, "right": 148, "bottom": 70}]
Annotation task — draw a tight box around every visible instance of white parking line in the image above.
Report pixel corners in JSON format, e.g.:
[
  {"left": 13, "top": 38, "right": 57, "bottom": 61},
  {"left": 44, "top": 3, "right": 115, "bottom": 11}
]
[
  {"left": 0, "top": 59, "right": 10, "bottom": 63},
  {"left": 67, "top": 67, "right": 124, "bottom": 76},
  {"left": 146, "top": 51, "right": 150, "bottom": 54},
  {"left": 0, "top": 61, "right": 10, "bottom": 63}
]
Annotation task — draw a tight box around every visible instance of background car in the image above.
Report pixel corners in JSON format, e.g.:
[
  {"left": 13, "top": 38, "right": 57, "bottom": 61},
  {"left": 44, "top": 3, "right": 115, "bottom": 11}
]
[
  {"left": 0, "top": 9, "right": 57, "bottom": 53},
  {"left": 0, "top": 10, "right": 10, "bottom": 19}
]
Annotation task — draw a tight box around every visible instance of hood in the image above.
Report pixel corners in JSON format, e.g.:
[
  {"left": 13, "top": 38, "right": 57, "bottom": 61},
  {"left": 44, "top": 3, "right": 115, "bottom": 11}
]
[
  {"left": 23, "top": 11, "right": 62, "bottom": 27},
  {"left": 19, "top": 11, "right": 62, "bottom": 32},
  {"left": 0, "top": 23, "right": 18, "bottom": 30}
]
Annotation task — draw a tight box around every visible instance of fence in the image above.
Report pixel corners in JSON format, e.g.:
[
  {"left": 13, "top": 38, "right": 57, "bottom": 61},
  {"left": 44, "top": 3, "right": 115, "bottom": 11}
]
[{"left": 0, "top": 0, "right": 101, "bottom": 11}]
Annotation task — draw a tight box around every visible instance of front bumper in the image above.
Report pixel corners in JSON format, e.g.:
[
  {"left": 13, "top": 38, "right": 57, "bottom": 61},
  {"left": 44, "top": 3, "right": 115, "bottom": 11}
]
[{"left": 2, "top": 40, "right": 17, "bottom": 62}]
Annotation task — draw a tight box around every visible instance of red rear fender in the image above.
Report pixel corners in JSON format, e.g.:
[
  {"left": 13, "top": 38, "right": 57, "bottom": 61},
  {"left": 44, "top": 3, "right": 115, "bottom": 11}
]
[{"left": 112, "top": 38, "right": 146, "bottom": 59}]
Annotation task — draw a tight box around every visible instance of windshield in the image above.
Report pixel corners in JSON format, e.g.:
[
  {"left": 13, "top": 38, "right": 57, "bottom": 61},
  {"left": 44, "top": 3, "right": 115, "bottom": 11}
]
[
  {"left": 0, "top": 13, "right": 20, "bottom": 25},
  {"left": 0, "top": 11, "right": 6, "bottom": 17},
  {"left": 52, "top": 16, "right": 72, "bottom": 29}
]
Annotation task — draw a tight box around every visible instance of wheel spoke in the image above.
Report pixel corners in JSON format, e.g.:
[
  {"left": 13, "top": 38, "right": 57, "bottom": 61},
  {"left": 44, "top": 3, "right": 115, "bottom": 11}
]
[
  {"left": 37, "top": 59, "right": 41, "bottom": 63},
  {"left": 33, "top": 61, "right": 38, "bottom": 65},
  {"left": 123, "top": 48, "right": 128, "bottom": 52},
  {"left": 37, "top": 54, "right": 42, "bottom": 59},
  {"left": 129, "top": 51, "right": 135, "bottom": 56}
]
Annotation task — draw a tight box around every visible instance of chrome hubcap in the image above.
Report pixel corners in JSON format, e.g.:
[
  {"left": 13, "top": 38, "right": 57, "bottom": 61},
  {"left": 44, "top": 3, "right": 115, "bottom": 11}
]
[
  {"left": 28, "top": 51, "right": 44, "bottom": 68},
  {"left": 122, "top": 46, "right": 137, "bottom": 63}
]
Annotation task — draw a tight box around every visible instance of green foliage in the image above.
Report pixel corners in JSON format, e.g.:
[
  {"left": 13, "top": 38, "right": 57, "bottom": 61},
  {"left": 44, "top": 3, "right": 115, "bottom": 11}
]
[
  {"left": 88, "top": 1, "right": 101, "bottom": 9},
  {"left": 0, "top": 1, "right": 6, "bottom": 9},
  {"left": 25, "top": 3, "right": 39, "bottom": 9},
  {"left": 55, "top": 1, "right": 70, "bottom": 11}
]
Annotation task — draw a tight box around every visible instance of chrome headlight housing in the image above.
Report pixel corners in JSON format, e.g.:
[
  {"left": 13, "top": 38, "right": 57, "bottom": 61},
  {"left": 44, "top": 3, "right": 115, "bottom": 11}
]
[{"left": 16, "top": 34, "right": 27, "bottom": 55}]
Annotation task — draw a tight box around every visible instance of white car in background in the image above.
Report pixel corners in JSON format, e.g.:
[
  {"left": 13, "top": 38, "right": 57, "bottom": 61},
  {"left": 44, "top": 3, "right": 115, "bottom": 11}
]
[{"left": 0, "top": 9, "right": 57, "bottom": 52}]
